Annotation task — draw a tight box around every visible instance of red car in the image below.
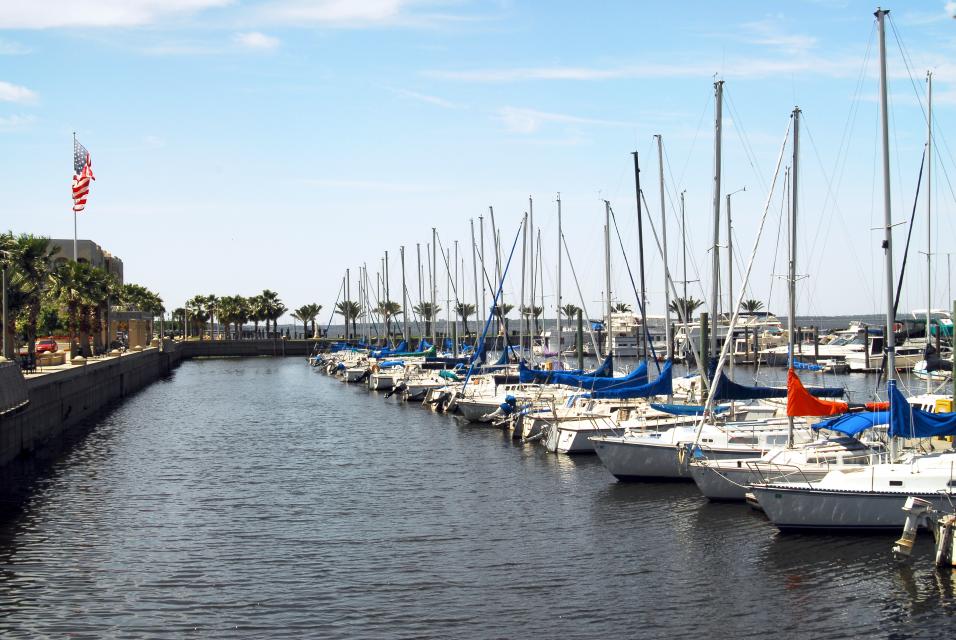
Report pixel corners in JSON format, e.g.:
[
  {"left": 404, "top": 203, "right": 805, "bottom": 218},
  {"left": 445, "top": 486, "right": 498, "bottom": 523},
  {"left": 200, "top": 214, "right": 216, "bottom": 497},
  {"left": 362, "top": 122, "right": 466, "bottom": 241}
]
[{"left": 36, "top": 338, "right": 58, "bottom": 354}]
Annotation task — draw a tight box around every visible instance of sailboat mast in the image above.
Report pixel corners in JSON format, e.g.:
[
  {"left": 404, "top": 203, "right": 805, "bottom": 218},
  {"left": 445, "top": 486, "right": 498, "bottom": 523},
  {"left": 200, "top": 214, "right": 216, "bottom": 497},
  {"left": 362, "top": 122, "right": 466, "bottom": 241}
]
[
  {"left": 471, "top": 219, "right": 479, "bottom": 343},
  {"left": 926, "top": 70, "right": 933, "bottom": 394},
  {"left": 401, "top": 246, "right": 408, "bottom": 342},
  {"left": 520, "top": 211, "right": 528, "bottom": 354},
  {"left": 529, "top": 195, "right": 535, "bottom": 344},
  {"left": 604, "top": 200, "right": 612, "bottom": 361},
  {"left": 711, "top": 80, "right": 724, "bottom": 362},
  {"left": 681, "top": 190, "right": 689, "bottom": 358},
  {"left": 657, "top": 135, "right": 672, "bottom": 360},
  {"left": 632, "top": 151, "right": 648, "bottom": 359},
  {"left": 788, "top": 107, "right": 801, "bottom": 447},
  {"left": 875, "top": 8, "right": 899, "bottom": 458},
  {"left": 479, "top": 214, "right": 486, "bottom": 325},
  {"left": 431, "top": 228, "right": 438, "bottom": 346},
  {"left": 556, "top": 193, "right": 563, "bottom": 356}
]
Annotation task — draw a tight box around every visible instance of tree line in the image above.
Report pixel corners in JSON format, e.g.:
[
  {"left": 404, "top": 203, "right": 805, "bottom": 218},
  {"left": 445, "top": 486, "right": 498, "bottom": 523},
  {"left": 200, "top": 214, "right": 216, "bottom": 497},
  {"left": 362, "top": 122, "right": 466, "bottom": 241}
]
[{"left": 0, "top": 232, "right": 163, "bottom": 359}]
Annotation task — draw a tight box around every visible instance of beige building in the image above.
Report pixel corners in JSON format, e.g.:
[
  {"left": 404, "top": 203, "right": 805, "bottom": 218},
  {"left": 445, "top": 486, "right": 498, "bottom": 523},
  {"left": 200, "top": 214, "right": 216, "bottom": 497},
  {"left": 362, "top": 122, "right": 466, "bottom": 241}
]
[{"left": 48, "top": 238, "right": 123, "bottom": 284}]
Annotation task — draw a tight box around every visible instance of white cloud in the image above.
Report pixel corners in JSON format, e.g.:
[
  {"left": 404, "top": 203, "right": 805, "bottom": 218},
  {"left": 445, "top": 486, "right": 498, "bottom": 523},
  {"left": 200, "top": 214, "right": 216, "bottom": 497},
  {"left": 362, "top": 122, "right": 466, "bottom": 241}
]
[
  {"left": 0, "top": 0, "right": 232, "bottom": 29},
  {"left": 496, "top": 107, "right": 630, "bottom": 134},
  {"left": 0, "top": 114, "right": 36, "bottom": 131},
  {"left": 144, "top": 135, "right": 166, "bottom": 147},
  {"left": 393, "top": 88, "right": 457, "bottom": 108},
  {"left": 258, "top": 0, "right": 408, "bottom": 25},
  {"left": 0, "top": 81, "right": 37, "bottom": 103},
  {"left": 427, "top": 54, "right": 866, "bottom": 83},
  {"left": 0, "top": 38, "right": 30, "bottom": 55},
  {"left": 740, "top": 19, "right": 817, "bottom": 54},
  {"left": 947, "top": 1, "right": 956, "bottom": 18},
  {"left": 234, "top": 31, "right": 280, "bottom": 50}
]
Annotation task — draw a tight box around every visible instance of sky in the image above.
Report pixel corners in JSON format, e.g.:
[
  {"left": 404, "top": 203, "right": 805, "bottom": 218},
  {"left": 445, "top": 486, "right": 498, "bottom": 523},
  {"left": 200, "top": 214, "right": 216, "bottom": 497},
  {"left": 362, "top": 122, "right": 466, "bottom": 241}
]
[{"left": 3, "top": 0, "right": 956, "bottom": 325}]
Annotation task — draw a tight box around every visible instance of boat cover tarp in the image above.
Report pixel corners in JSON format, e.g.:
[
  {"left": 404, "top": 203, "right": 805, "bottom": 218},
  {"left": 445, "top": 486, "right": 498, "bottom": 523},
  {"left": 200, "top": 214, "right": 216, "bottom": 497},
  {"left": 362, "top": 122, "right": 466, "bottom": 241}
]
[
  {"left": 583, "top": 361, "right": 672, "bottom": 399},
  {"left": 494, "top": 345, "right": 520, "bottom": 366},
  {"left": 812, "top": 411, "right": 888, "bottom": 436},
  {"left": 518, "top": 354, "right": 613, "bottom": 384},
  {"left": 888, "top": 380, "right": 956, "bottom": 438},
  {"left": 650, "top": 403, "right": 730, "bottom": 416},
  {"left": 438, "top": 370, "right": 460, "bottom": 381},
  {"left": 371, "top": 341, "right": 408, "bottom": 358},
  {"left": 708, "top": 359, "right": 843, "bottom": 401},
  {"left": 381, "top": 346, "right": 437, "bottom": 358},
  {"left": 793, "top": 359, "right": 824, "bottom": 372},
  {"left": 378, "top": 360, "right": 405, "bottom": 368},
  {"left": 519, "top": 358, "right": 647, "bottom": 389},
  {"left": 787, "top": 368, "right": 848, "bottom": 417}
]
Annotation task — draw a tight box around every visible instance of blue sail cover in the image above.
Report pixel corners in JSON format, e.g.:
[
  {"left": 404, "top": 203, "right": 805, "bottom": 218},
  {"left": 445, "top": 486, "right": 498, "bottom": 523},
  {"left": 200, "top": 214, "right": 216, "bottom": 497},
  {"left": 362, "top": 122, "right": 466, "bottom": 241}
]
[
  {"left": 583, "top": 361, "right": 673, "bottom": 399},
  {"left": 813, "top": 411, "right": 888, "bottom": 436},
  {"left": 888, "top": 380, "right": 956, "bottom": 438},
  {"left": 707, "top": 359, "right": 842, "bottom": 401},
  {"left": 793, "top": 359, "right": 824, "bottom": 372},
  {"left": 518, "top": 355, "right": 614, "bottom": 384},
  {"left": 470, "top": 342, "right": 487, "bottom": 365},
  {"left": 520, "top": 359, "right": 647, "bottom": 389},
  {"left": 650, "top": 403, "right": 730, "bottom": 416},
  {"left": 378, "top": 360, "right": 405, "bottom": 368},
  {"left": 371, "top": 340, "right": 408, "bottom": 358}
]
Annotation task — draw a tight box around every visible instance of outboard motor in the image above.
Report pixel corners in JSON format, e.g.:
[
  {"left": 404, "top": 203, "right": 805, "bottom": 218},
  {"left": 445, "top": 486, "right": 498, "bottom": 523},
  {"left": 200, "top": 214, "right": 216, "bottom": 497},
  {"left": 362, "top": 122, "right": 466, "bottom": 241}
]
[{"left": 385, "top": 381, "right": 407, "bottom": 399}]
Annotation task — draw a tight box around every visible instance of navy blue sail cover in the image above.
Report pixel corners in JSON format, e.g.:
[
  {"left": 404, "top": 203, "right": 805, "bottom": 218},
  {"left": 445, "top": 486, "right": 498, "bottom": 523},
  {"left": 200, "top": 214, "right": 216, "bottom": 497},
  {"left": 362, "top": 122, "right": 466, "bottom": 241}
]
[
  {"left": 708, "top": 359, "right": 842, "bottom": 401},
  {"left": 650, "top": 403, "right": 730, "bottom": 416},
  {"left": 888, "top": 380, "right": 956, "bottom": 438},
  {"left": 583, "top": 361, "right": 672, "bottom": 399},
  {"left": 518, "top": 358, "right": 646, "bottom": 389},
  {"left": 518, "top": 355, "right": 614, "bottom": 384}
]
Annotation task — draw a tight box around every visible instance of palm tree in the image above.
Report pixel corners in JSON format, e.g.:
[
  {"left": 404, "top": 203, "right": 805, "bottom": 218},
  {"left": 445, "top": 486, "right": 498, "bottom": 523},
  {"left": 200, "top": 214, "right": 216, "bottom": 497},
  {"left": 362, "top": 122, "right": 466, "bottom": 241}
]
[
  {"left": 669, "top": 296, "right": 704, "bottom": 321},
  {"left": 561, "top": 303, "right": 582, "bottom": 320},
  {"left": 612, "top": 302, "right": 632, "bottom": 313},
  {"left": 172, "top": 307, "right": 186, "bottom": 338},
  {"left": 455, "top": 302, "right": 476, "bottom": 336},
  {"left": 741, "top": 299, "right": 765, "bottom": 314},
  {"left": 375, "top": 300, "right": 402, "bottom": 338},
  {"left": 50, "top": 260, "right": 93, "bottom": 357},
  {"left": 186, "top": 295, "right": 209, "bottom": 340},
  {"left": 520, "top": 304, "right": 544, "bottom": 335},
  {"left": 291, "top": 306, "right": 308, "bottom": 338},
  {"left": 300, "top": 303, "right": 322, "bottom": 338},
  {"left": 412, "top": 301, "right": 440, "bottom": 339},
  {"left": 336, "top": 300, "right": 362, "bottom": 339},
  {"left": 496, "top": 302, "right": 514, "bottom": 335},
  {"left": 4, "top": 234, "right": 58, "bottom": 360},
  {"left": 258, "top": 289, "right": 285, "bottom": 337},
  {"left": 248, "top": 294, "right": 267, "bottom": 337}
]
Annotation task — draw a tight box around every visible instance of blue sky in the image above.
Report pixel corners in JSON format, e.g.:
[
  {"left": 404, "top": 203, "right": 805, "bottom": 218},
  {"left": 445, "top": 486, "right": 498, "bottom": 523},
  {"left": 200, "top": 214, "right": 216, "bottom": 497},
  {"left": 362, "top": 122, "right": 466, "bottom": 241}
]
[{"left": 4, "top": 0, "right": 956, "bottom": 323}]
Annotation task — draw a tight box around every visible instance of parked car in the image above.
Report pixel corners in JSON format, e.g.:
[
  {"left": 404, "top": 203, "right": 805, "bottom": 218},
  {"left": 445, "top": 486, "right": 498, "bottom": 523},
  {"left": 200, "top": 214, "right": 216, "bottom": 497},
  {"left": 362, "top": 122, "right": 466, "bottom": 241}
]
[{"left": 36, "top": 338, "right": 58, "bottom": 354}]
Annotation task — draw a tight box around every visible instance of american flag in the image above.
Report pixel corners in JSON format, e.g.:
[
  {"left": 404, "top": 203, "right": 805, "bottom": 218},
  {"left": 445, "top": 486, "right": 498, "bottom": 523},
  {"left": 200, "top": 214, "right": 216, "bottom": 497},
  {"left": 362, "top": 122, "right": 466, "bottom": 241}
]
[{"left": 72, "top": 138, "right": 95, "bottom": 213}]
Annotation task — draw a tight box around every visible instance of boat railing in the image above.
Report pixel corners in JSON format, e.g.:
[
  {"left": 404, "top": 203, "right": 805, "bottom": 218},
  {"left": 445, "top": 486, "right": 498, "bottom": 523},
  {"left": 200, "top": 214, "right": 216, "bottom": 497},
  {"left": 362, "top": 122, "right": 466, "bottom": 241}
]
[{"left": 747, "top": 461, "right": 819, "bottom": 488}]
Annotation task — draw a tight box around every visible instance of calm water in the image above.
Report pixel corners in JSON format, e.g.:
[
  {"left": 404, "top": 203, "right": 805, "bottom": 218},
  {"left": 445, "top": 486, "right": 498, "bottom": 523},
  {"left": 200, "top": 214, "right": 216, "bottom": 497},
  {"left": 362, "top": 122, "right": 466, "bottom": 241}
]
[{"left": 0, "top": 358, "right": 954, "bottom": 638}]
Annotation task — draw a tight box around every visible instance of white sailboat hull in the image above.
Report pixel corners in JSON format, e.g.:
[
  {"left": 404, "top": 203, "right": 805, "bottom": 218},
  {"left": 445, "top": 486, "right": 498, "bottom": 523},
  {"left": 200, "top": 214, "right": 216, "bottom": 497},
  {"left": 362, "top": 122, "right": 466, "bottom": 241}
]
[{"left": 751, "top": 485, "right": 956, "bottom": 530}]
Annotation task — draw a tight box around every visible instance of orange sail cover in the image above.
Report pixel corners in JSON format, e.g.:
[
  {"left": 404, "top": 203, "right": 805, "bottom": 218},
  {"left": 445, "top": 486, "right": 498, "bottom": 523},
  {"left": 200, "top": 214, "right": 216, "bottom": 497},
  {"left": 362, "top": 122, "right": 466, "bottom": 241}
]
[{"left": 787, "top": 368, "right": 848, "bottom": 417}]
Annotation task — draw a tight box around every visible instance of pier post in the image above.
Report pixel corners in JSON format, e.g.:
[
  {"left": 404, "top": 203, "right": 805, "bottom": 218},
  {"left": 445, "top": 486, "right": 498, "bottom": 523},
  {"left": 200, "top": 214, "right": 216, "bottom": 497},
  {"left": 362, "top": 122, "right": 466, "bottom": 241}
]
[
  {"left": 700, "top": 312, "right": 709, "bottom": 369},
  {"left": 743, "top": 326, "right": 750, "bottom": 363},
  {"left": 576, "top": 309, "right": 584, "bottom": 371},
  {"left": 813, "top": 326, "right": 819, "bottom": 361},
  {"left": 863, "top": 324, "right": 870, "bottom": 371}
]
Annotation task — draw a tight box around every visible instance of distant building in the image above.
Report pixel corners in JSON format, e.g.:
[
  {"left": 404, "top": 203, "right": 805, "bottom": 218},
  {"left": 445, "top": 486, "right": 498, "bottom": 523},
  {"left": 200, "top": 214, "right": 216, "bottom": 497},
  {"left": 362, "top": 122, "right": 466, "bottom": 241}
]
[{"left": 48, "top": 238, "right": 124, "bottom": 284}]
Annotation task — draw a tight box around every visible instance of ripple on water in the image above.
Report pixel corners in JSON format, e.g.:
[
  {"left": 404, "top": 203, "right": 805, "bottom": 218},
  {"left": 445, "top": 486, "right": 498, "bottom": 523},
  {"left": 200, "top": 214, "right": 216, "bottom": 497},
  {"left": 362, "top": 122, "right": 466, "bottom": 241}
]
[{"left": 0, "top": 358, "right": 953, "bottom": 638}]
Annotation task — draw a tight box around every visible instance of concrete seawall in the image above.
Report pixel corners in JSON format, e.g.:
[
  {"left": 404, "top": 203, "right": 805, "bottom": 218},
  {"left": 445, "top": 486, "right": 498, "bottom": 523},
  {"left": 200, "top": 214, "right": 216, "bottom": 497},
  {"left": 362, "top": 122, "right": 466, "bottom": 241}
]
[
  {"left": 0, "top": 345, "right": 183, "bottom": 467},
  {"left": 0, "top": 339, "right": 321, "bottom": 468}
]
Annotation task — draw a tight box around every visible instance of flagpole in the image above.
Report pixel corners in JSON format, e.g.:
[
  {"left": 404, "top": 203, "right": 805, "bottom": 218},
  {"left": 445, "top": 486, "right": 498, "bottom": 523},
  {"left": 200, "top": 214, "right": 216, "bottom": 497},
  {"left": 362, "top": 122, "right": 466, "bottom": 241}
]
[{"left": 73, "top": 131, "right": 78, "bottom": 261}]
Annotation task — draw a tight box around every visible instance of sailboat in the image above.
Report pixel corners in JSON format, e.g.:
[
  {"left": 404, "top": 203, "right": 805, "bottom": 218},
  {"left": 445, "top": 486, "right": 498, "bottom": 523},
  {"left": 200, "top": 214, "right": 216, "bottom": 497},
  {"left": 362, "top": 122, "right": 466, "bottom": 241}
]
[{"left": 750, "top": 8, "right": 956, "bottom": 531}]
